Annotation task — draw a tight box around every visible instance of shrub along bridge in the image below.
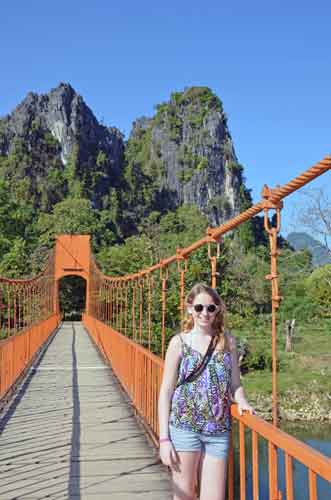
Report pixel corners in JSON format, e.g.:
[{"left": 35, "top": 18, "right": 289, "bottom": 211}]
[{"left": 1, "top": 157, "right": 331, "bottom": 499}]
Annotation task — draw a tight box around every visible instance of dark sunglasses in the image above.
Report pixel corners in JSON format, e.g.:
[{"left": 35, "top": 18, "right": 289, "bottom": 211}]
[{"left": 193, "top": 304, "right": 218, "bottom": 313}]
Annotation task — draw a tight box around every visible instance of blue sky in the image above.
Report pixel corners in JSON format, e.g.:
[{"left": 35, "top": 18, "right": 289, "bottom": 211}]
[{"left": 1, "top": 0, "right": 331, "bottom": 236}]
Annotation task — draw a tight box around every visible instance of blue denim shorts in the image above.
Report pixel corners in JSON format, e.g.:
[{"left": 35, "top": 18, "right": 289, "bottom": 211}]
[{"left": 169, "top": 425, "right": 230, "bottom": 460}]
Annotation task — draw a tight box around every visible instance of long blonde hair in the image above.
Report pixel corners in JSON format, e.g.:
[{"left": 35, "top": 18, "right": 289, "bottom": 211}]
[{"left": 183, "top": 283, "right": 228, "bottom": 351}]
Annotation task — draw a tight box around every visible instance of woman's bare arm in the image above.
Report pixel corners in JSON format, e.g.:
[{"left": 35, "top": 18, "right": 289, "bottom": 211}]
[
  {"left": 228, "top": 334, "right": 254, "bottom": 416},
  {"left": 158, "top": 334, "right": 182, "bottom": 437}
]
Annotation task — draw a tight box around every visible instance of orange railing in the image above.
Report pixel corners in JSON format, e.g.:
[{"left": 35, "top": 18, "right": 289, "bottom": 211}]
[
  {"left": 83, "top": 314, "right": 163, "bottom": 444},
  {"left": 228, "top": 407, "right": 331, "bottom": 499},
  {"left": 83, "top": 156, "right": 331, "bottom": 499},
  {"left": 0, "top": 251, "right": 61, "bottom": 400},
  {"left": 0, "top": 314, "right": 61, "bottom": 400}
]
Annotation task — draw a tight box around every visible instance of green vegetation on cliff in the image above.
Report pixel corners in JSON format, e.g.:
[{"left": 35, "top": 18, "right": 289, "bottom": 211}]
[{"left": 155, "top": 86, "right": 223, "bottom": 138}]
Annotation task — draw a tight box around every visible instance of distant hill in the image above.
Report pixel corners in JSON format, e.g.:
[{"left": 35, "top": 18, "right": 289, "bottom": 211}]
[{"left": 287, "top": 232, "right": 331, "bottom": 267}]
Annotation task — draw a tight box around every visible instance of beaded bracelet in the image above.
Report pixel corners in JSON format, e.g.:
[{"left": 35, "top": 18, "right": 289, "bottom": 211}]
[{"left": 159, "top": 437, "right": 170, "bottom": 443}]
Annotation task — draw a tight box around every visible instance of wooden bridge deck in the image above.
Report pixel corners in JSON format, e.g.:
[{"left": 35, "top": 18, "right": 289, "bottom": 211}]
[{"left": 0, "top": 322, "right": 172, "bottom": 499}]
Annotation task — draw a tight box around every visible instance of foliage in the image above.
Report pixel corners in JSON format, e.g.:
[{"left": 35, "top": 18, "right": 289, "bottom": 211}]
[
  {"left": 59, "top": 276, "right": 86, "bottom": 319},
  {"left": 64, "top": 144, "right": 82, "bottom": 198},
  {"left": 155, "top": 87, "right": 223, "bottom": 141},
  {"left": 97, "top": 234, "right": 154, "bottom": 275},
  {"left": 0, "top": 238, "right": 29, "bottom": 277},
  {"left": 305, "top": 264, "right": 331, "bottom": 316},
  {"left": 36, "top": 197, "right": 115, "bottom": 251},
  {"left": 0, "top": 177, "right": 36, "bottom": 275},
  {"left": 176, "top": 145, "right": 208, "bottom": 183}
]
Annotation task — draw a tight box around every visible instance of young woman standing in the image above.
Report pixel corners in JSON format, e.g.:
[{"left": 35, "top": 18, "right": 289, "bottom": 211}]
[{"left": 158, "top": 283, "right": 253, "bottom": 500}]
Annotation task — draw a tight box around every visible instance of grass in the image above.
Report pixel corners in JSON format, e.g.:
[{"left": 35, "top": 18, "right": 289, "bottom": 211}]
[{"left": 239, "top": 317, "right": 331, "bottom": 398}]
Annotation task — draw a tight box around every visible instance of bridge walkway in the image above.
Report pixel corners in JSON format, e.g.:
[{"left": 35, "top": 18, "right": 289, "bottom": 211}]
[{"left": 0, "top": 322, "right": 172, "bottom": 499}]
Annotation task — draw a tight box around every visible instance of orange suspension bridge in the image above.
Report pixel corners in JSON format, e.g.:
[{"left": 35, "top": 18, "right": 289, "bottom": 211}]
[{"left": 1, "top": 157, "right": 331, "bottom": 499}]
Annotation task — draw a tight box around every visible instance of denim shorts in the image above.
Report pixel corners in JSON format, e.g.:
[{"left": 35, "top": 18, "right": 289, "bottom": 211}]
[{"left": 169, "top": 425, "right": 230, "bottom": 460}]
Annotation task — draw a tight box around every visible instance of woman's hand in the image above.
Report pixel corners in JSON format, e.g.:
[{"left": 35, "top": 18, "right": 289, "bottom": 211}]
[
  {"left": 159, "top": 441, "right": 180, "bottom": 472},
  {"left": 237, "top": 399, "right": 255, "bottom": 416}
]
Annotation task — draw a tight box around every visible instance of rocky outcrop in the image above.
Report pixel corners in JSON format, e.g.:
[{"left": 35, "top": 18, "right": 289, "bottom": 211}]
[
  {"left": 0, "top": 83, "right": 124, "bottom": 210},
  {"left": 126, "top": 87, "right": 248, "bottom": 226},
  {"left": 250, "top": 389, "right": 331, "bottom": 422}
]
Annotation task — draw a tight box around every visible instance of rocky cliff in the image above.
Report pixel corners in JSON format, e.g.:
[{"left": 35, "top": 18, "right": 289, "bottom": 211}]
[
  {"left": 0, "top": 83, "right": 124, "bottom": 211},
  {"left": 125, "top": 87, "right": 248, "bottom": 227},
  {"left": 0, "top": 83, "right": 251, "bottom": 236}
]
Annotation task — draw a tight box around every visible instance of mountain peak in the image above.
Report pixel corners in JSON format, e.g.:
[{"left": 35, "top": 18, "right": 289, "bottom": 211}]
[{"left": 287, "top": 231, "right": 331, "bottom": 267}]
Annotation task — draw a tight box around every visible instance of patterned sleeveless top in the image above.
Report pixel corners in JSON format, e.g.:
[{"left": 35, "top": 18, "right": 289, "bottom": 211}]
[{"left": 169, "top": 331, "right": 232, "bottom": 435}]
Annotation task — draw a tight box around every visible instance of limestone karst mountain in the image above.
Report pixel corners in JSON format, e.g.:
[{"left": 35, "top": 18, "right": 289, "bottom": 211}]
[
  {"left": 124, "top": 87, "right": 249, "bottom": 228},
  {"left": 0, "top": 83, "right": 124, "bottom": 212},
  {"left": 0, "top": 83, "right": 251, "bottom": 239}
]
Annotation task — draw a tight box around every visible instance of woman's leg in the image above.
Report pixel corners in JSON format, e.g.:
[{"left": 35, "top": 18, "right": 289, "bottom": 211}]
[
  {"left": 172, "top": 451, "right": 201, "bottom": 500},
  {"left": 199, "top": 453, "right": 228, "bottom": 500}
]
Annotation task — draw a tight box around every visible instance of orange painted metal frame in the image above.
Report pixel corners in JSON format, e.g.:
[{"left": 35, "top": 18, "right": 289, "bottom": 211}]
[{"left": 54, "top": 234, "right": 91, "bottom": 313}]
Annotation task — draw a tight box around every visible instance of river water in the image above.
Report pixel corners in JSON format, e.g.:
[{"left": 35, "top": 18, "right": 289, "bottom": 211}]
[{"left": 233, "top": 422, "right": 331, "bottom": 499}]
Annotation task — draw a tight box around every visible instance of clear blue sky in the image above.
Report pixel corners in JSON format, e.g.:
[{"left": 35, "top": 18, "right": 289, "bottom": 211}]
[{"left": 1, "top": 0, "right": 331, "bottom": 235}]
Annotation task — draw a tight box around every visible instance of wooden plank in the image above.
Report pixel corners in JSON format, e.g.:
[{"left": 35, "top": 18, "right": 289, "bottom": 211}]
[{"left": 0, "top": 322, "right": 172, "bottom": 500}]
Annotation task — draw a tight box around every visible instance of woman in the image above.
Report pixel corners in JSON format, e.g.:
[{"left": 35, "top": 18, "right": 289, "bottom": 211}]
[{"left": 158, "top": 283, "right": 253, "bottom": 500}]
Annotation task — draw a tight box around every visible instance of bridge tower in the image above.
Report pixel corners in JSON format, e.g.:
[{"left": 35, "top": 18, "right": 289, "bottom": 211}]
[{"left": 54, "top": 235, "right": 91, "bottom": 315}]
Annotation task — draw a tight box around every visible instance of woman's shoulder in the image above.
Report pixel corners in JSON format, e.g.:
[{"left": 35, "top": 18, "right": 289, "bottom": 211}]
[
  {"left": 172, "top": 331, "right": 191, "bottom": 341},
  {"left": 225, "top": 331, "right": 237, "bottom": 352},
  {"left": 168, "top": 332, "right": 185, "bottom": 351},
  {"left": 164, "top": 334, "right": 183, "bottom": 364},
  {"left": 168, "top": 331, "right": 191, "bottom": 353}
]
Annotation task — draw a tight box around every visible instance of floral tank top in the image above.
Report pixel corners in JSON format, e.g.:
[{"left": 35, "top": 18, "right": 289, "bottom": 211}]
[{"left": 169, "top": 331, "right": 232, "bottom": 435}]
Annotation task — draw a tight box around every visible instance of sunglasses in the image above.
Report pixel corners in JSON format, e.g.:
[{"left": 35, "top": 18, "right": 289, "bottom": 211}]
[{"left": 192, "top": 304, "right": 218, "bottom": 313}]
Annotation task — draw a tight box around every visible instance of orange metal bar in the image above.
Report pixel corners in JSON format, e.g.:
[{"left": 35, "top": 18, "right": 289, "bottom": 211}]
[
  {"left": 285, "top": 453, "right": 294, "bottom": 500},
  {"left": 264, "top": 202, "right": 282, "bottom": 426},
  {"left": 119, "top": 283, "right": 123, "bottom": 334},
  {"left": 13, "top": 286, "right": 17, "bottom": 335},
  {"left": 177, "top": 249, "right": 187, "bottom": 326},
  {"left": 7, "top": 285, "right": 10, "bottom": 337},
  {"left": 252, "top": 430, "right": 259, "bottom": 500},
  {"left": 160, "top": 265, "right": 169, "bottom": 360},
  {"left": 208, "top": 238, "right": 220, "bottom": 289},
  {"left": 139, "top": 278, "right": 143, "bottom": 343},
  {"left": 309, "top": 470, "right": 317, "bottom": 500},
  {"left": 147, "top": 275, "right": 152, "bottom": 350},
  {"left": 132, "top": 283, "right": 137, "bottom": 341},
  {"left": 124, "top": 283, "right": 128, "bottom": 336},
  {"left": 264, "top": 203, "right": 282, "bottom": 426},
  {"left": 268, "top": 441, "right": 279, "bottom": 500},
  {"left": 239, "top": 421, "right": 246, "bottom": 500}
]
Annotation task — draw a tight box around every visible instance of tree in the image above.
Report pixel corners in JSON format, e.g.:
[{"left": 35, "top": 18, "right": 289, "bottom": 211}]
[
  {"left": 295, "top": 186, "right": 331, "bottom": 256},
  {"left": 305, "top": 264, "right": 331, "bottom": 317},
  {"left": 0, "top": 238, "right": 29, "bottom": 277},
  {"left": 36, "top": 198, "right": 100, "bottom": 247},
  {"left": 97, "top": 234, "right": 154, "bottom": 276}
]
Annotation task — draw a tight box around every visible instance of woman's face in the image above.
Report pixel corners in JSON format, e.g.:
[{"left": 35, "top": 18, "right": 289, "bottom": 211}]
[{"left": 188, "top": 292, "right": 219, "bottom": 330}]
